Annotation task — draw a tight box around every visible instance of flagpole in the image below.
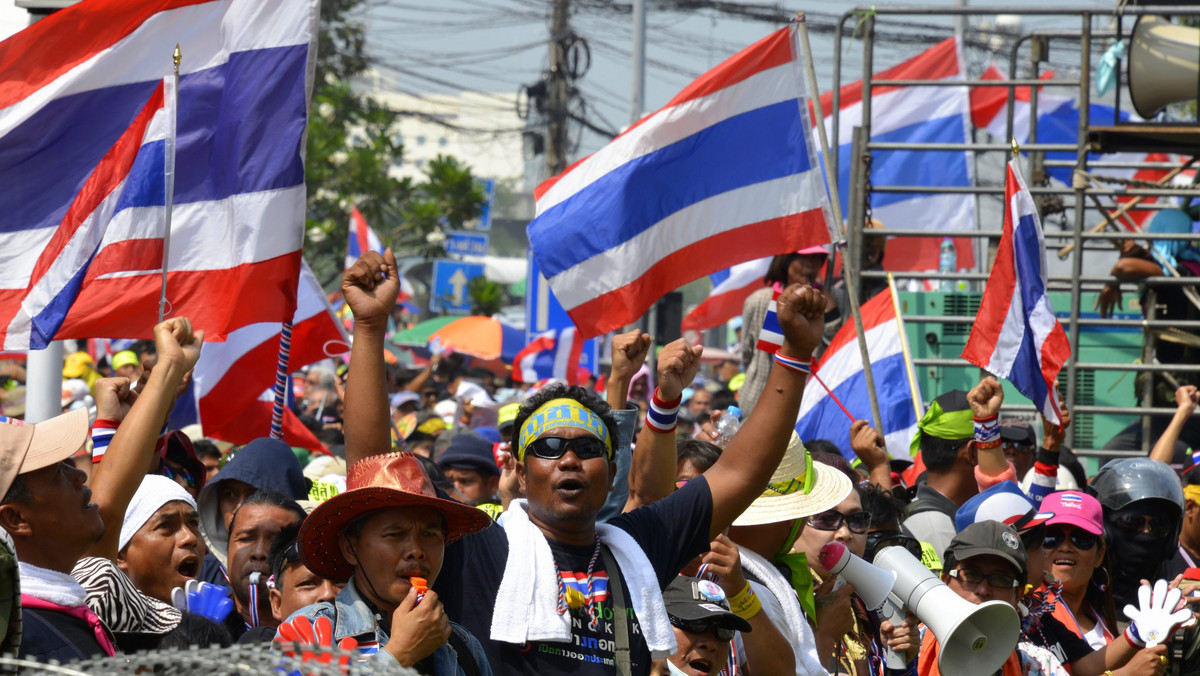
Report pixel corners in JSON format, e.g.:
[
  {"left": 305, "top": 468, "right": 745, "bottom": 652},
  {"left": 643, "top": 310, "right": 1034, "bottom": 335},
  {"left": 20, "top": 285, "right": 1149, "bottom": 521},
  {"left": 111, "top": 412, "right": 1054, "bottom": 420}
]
[
  {"left": 158, "top": 45, "right": 180, "bottom": 324},
  {"left": 269, "top": 319, "right": 293, "bottom": 439},
  {"left": 888, "top": 273, "right": 924, "bottom": 427},
  {"left": 795, "top": 15, "right": 885, "bottom": 432}
]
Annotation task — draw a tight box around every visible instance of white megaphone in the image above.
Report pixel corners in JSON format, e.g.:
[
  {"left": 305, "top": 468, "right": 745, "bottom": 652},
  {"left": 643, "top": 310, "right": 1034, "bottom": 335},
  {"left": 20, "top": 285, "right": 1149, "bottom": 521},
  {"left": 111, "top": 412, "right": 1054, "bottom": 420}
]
[
  {"left": 873, "top": 544, "right": 1020, "bottom": 675},
  {"left": 1129, "top": 15, "right": 1200, "bottom": 119},
  {"left": 818, "top": 541, "right": 896, "bottom": 611},
  {"left": 819, "top": 542, "right": 910, "bottom": 668}
]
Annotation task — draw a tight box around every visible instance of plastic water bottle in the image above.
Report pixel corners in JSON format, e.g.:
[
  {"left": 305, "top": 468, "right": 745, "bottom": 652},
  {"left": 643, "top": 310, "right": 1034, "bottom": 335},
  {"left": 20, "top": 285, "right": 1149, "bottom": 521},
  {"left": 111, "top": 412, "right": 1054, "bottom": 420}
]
[
  {"left": 938, "top": 238, "right": 956, "bottom": 291},
  {"left": 715, "top": 405, "right": 742, "bottom": 447}
]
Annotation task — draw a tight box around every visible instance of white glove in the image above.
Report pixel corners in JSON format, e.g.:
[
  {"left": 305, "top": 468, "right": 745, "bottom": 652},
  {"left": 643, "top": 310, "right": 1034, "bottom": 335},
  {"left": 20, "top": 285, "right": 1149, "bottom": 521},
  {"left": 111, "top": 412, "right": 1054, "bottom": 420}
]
[{"left": 1123, "top": 578, "right": 1192, "bottom": 647}]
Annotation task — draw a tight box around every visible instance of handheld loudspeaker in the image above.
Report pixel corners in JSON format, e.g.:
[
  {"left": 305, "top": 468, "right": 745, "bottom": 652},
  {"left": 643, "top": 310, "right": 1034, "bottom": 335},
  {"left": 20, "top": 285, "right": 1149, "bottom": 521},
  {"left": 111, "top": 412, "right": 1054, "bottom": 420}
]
[
  {"left": 1129, "top": 15, "right": 1200, "bottom": 119},
  {"left": 818, "top": 541, "right": 896, "bottom": 611},
  {"left": 873, "top": 545, "right": 1020, "bottom": 675}
]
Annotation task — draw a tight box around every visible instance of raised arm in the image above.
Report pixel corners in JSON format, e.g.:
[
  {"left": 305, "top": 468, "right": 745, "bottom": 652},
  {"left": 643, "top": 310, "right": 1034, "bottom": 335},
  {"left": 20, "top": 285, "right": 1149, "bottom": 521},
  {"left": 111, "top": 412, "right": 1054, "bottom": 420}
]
[
  {"left": 967, "top": 376, "right": 1011, "bottom": 482},
  {"left": 1151, "top": 385, "right": 1199, "bottom": 464},
  {"left": 705, "top": 284, "right": 824, "bottom": 538},
  {"left": 623, "top": 336, "right": 701, "bottom": 512},
  {"left": 849, "top": 419, "right": 892, "bottom": 490},
  {"left": 88, "top": 318, "right": 202, "bottom": 562},
  {"left": 342, "top": 250, "right": 400, "bottom": 467}
]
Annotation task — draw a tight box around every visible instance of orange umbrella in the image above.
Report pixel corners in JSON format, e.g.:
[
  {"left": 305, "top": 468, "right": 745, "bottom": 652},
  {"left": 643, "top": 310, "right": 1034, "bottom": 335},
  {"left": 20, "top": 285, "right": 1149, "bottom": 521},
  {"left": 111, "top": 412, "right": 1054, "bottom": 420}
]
[{"left": 427, "top": 316, "right": 525, "bottom": 361}]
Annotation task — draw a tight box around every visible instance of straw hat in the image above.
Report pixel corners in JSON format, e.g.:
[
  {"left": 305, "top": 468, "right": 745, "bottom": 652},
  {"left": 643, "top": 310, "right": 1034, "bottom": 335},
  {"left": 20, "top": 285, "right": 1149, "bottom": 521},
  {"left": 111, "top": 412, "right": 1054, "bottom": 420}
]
[
  {"left": 299, "top": 452, "right": 492, "bottom": 580},
  {"left": 731, "top": 432, "right": 852, "bottom": 527}
]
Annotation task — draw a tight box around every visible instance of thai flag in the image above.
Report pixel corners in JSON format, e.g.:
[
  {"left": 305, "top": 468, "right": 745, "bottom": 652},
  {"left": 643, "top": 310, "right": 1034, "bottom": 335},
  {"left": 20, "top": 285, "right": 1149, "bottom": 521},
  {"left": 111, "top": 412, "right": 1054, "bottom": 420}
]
[
  {"left": 970, "top": 64, "right": 1181, "bottom": 229},
  {"left": 182, "top": 260, "right": 347, "bottom": 452},
  {"left": 962, "top": 159, "right": 1070, "bottom": 424},
  {"left": 795, "top": 285, "right": 923, "bottom": 460},
  {"left": 0, "top": 0, "right": 318, "bottom": 349},
  {"left": 754, "top": 290, "right": 784, "bottom": 354},
  {"left": 345, "top": 206, "right": 384, "bottom": 270},
  {"left": 512, "top": 328, "right": 584, "bottom": 385},
  {"left": 345, "top": 206, "right": 414, "bottom": 301},
  {"left": 528, "top": 26, "right": 835, "bottom": 339},
  {"left": 682, "top": 257, "right": 771, "bottom": 333},
  {"left": 815, "top": 38, "right": 975, "bottom": 274}
]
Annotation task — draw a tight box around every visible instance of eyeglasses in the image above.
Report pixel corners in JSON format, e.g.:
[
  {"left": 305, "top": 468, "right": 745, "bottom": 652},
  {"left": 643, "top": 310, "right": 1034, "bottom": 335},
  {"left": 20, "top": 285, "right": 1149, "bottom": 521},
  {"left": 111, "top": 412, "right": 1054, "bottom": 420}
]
[
  {"left": 1111, "top": 513, "right": 1172, "bottom": 538},
  {"left": 947, "top": 567, "right": 1022, "bottom": 589},
  {"left": 807, "top": 510, "right": 872, "bottom": 534},
  {"left": 1042, "top": 528, "right": 1099, "bottom": 551},
  {"left": 1020, "top": 524, "right": 1046, "bottom": 551},
  {"left": 524, "top": 436, "right": 611, "bottom": 461},
  {"left": 668, "top": 616, "right": 737, "bottom": 641}
]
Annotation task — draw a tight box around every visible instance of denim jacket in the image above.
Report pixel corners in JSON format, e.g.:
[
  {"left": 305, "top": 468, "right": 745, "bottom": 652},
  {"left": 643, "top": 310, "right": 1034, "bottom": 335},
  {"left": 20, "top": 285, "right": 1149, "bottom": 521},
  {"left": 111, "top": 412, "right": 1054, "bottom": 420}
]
[{"left": 285, "top": 578, "right": 491, "bottom": 676}]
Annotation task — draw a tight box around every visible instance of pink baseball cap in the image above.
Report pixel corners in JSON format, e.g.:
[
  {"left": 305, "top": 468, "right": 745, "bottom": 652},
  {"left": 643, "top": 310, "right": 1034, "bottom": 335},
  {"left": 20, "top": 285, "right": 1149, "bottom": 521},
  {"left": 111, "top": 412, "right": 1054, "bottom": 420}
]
[
  {"left": 796, "top": 245, "right": 829, "bottom": 256},
  {"left": 1041, "top": 490, "right": 1104, "bottom": 535}
]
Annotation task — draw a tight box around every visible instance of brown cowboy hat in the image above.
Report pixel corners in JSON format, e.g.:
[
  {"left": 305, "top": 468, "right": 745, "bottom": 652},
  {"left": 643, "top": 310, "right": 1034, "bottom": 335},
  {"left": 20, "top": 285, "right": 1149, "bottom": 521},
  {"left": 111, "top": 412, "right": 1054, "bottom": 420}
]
[{"left": 298, "top": 452, "right": 493, "bottom": 580}]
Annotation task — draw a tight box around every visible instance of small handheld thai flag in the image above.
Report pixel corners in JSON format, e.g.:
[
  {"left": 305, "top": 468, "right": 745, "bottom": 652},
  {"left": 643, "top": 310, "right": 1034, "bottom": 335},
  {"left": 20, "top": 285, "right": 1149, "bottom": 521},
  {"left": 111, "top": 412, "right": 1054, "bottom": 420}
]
[
  {"left": 513, "top": 328, "right": 584, "bottom": 385},
  {"left": 962, "top": 159, "right": 1071, "bottom": 424},
  {"left": 755, "top": 290, "right": 784, "bottom": 355}
]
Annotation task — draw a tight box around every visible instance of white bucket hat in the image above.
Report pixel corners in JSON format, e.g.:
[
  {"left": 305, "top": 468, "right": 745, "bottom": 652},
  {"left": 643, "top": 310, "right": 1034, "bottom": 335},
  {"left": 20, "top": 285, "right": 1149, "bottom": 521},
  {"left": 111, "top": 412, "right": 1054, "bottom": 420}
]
[{"left": 731, "top": 431, "right": 852, "bottom": 527}]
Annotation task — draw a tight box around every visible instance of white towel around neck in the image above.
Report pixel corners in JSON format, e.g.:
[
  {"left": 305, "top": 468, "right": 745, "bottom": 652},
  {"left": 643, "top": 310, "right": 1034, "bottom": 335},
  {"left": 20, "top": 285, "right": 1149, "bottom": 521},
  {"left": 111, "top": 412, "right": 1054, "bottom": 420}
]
[
  {"left": 738, "top": 546, "right": 829, "bottom": 676},
  {"left": 491, "top": 499, "right": 676, "bottom": 658}
]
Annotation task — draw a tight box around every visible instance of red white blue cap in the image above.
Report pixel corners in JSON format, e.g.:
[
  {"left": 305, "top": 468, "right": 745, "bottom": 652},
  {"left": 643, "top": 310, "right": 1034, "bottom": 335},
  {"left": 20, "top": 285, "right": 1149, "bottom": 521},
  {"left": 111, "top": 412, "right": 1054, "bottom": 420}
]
[{"left": 955, "top": 481, "right": 1054, "bottom": 533}]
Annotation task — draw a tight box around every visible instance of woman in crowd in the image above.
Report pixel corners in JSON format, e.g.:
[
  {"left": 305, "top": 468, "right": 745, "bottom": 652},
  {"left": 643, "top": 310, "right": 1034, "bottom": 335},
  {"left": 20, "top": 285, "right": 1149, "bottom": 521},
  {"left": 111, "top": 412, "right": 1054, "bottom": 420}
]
[{"left": 1038, "top": 491, "right": 1118, "bottom": 649}]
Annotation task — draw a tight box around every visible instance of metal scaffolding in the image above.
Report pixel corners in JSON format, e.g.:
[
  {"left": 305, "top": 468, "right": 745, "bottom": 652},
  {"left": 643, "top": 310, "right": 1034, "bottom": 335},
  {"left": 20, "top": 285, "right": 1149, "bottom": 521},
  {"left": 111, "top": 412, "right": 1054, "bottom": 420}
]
[{"left": 831, "top": 6, "right": 1200, "bottom": 459}]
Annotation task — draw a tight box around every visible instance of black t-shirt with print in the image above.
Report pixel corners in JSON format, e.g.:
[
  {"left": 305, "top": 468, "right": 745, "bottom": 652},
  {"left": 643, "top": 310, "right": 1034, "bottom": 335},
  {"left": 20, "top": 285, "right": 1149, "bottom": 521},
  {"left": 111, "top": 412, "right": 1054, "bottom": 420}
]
[
  {"left": 435, "top": 476, "right": 714, "bottom": 676},
  {"left": 1025, "top": 613, "right": 1093, "bottom": 666}
]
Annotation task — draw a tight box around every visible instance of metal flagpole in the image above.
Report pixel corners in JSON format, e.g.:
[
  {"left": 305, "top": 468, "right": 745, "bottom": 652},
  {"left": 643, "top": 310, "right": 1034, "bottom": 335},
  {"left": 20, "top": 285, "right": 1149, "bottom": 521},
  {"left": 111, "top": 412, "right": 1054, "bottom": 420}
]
[
  {"left": 158, "top": 45, "right": 180, "bottom": 324},
  {"left": 888, "top": 273, "right": 924, "bottom": 426},
  {"left": 794, "top": 15, "right": 885, "bottom": 432}
]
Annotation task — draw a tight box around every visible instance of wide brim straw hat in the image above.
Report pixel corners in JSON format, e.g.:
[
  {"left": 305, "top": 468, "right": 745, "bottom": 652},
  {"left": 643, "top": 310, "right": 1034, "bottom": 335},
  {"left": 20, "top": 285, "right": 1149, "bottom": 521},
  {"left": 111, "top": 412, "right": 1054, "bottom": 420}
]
[
  {"left": 299, "top": 452, "right": 492, "bottom": 580},
  {"left": 731, "top": 431, "right": 852, "bottom": 527}
]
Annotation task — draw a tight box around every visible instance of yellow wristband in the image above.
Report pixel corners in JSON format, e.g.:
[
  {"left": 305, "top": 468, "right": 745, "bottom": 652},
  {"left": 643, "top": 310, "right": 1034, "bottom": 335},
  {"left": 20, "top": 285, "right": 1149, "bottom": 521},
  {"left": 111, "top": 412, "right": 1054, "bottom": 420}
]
[{"left": 727, "top": 582, "right": 762, "bottom": 620}]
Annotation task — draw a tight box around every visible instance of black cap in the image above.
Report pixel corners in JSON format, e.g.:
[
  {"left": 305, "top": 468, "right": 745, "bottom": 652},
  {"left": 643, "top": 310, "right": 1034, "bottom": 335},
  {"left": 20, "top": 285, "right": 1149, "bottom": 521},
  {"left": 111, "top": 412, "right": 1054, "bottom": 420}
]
[
  {"left": 663, "top": 576, "right": 752, "bottom": 633},
  {"left": 944, "top": 521, "right": 1027, "bottom": 582},
  {"left": 999, "top": 418, "right": 1036, "bottom": 447},
  {"left": 436, "top": 431, "right": 499, "bottom": 477}
]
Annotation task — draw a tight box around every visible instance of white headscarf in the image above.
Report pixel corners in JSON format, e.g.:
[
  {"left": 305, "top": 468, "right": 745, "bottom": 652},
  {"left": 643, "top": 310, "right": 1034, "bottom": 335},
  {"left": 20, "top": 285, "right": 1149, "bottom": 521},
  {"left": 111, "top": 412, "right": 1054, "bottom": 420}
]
[{"left": 119, "top": 474, "right": 196, "bottom": 551}]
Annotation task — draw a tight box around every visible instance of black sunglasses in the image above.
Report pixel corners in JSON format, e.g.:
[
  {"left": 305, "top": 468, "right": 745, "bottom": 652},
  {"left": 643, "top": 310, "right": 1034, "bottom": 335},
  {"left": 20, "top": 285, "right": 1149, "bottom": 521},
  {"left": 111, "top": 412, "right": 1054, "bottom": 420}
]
[
  {"left": 1042, "top": 528, "right": 1099, "bottom": 551},
  {"left": 1020, "top": 524, "right": 1046, "bottom": 551},
  {"left": 524, "top": 436, "right": 610, "bottom": 461},
  {"left": 162, "top": 462, "right": 197, "bottom": 489},
  {"left": 807, "top": 510, "right": 872, "bottom": 534},
  {"left": 668, "top": 616, "right": 737, "bottom": 641},
  {"left": 947, "top": 567, "right": 1022, "bottom": 589}
]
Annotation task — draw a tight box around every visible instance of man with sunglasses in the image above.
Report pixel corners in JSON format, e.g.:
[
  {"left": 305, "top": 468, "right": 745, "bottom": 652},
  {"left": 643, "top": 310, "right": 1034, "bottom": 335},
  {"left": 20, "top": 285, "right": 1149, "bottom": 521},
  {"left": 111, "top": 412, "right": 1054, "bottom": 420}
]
[
  {"left": 659, "top": 576, "right": 752, "bottom": 676},
  {"left": 341, "top": 249, "right": 831, "bottom": 676}
]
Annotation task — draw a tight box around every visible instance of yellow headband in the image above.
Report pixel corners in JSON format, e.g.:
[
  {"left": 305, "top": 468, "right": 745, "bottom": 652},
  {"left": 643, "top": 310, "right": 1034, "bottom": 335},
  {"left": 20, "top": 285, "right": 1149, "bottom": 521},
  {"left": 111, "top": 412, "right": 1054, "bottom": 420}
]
[
  {"left": 1185, "top": 484, "right": 1200, "bottom": 505},
  {"left": 517, "top": 398, "right": 612, "bottom": 461}
]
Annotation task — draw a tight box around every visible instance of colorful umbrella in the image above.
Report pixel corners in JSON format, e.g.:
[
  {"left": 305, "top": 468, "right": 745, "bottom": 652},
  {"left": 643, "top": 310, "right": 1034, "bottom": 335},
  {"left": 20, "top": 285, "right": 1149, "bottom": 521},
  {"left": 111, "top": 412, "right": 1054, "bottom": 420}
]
[
  {"left": 428, "top": 316, "right": 525, "bottom": 361},
  {"left": 390, "top": 316, "right": 459, "bottom": 346}
]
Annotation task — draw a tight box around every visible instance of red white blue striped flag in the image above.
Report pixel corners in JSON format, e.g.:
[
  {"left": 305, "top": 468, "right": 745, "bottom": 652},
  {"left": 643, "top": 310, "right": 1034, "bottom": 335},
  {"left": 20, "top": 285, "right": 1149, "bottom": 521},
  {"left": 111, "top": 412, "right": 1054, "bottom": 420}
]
[
  {"left": 0, "top": 0, "right": 318, "bottom": 349},
  {"left": 962, "top": 159, "right": 1071, "bottom": 424},
  {"left": 528, "top": 26, "right": 836, "bottom": 339},
  {"left": 512, "top": 327, "right": 583, "bottom": 385}
]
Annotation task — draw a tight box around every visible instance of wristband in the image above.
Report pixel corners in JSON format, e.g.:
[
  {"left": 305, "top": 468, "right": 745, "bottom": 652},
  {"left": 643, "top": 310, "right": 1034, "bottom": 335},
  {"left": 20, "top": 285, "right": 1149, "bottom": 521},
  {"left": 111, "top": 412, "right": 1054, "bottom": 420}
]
[
  {"left": 774, "top": 353, "right": 812, "bottom": 375},
  {"left": 1124, "top": 623, "right": 1145, "bottom": 648},
  {"left": 727, "top": 582, "right": 762, "bottom": 620},
  {"left": 91, "top": 419, "right": 120, "bottom": 463},
  {"left": 645, "top": 388, "right": 682, "bottom": 434},
  {"left": 974, "top": 414, "right": 1000, "bottom": 449}
]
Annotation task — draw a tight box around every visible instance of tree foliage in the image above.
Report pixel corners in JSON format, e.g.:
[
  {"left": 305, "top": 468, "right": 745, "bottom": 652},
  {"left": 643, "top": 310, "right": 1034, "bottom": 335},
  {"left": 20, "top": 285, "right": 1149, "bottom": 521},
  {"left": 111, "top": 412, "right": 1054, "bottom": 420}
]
[{"left": 303, "top": 0, "right": 487, "bottom": 288}]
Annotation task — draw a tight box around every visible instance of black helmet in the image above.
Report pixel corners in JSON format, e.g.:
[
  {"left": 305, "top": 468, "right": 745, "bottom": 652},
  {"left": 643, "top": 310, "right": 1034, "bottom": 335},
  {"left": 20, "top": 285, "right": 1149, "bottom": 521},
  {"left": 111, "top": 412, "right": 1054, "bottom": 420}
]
[{"left": 1090, "top": 457, "right": 1184, "bottom": 515}]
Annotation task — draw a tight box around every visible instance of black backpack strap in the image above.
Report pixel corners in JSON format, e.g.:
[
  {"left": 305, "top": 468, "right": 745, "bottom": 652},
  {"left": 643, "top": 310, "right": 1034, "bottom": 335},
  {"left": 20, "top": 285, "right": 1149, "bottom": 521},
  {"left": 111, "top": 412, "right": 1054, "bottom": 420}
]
[
  {"left": 599, "top": 544, "right": 632, "bottom": 676},
  {"left": 446, "top": 625, "right": 481, "bottom": 676}
]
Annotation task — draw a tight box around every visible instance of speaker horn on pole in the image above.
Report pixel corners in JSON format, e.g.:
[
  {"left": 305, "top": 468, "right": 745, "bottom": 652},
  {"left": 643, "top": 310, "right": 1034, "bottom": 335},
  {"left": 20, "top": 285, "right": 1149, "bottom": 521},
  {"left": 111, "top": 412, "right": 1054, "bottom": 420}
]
[{"left": 1128, "top": 14, "right": 1200, "bottom": 120}]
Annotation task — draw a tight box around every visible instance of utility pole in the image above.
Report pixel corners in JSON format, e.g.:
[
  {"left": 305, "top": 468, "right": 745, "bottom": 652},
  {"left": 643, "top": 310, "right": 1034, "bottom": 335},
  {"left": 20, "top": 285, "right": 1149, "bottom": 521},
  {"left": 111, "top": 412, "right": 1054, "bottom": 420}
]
[
  {"left": 631, "top": 0, "right": 646, "bottom": 126},
  {"left": 546, "top": 0, "right": 570, "bottom": 177}
]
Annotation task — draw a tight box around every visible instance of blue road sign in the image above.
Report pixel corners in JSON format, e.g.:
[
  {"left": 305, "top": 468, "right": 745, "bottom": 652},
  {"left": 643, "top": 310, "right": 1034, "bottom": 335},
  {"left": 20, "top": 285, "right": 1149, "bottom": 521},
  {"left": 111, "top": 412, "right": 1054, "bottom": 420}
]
[
  {"left": 524, "top": 252, "right": 599, "bottom": 373},
  {"left": 431, "top": 260, "right": 484, "bottom": 314},
  {"left": 445, "top": 230, "right": 489, "bottom": 257},
  {"left": 478, "top": 179, "right": 495, "bottom": 231}
]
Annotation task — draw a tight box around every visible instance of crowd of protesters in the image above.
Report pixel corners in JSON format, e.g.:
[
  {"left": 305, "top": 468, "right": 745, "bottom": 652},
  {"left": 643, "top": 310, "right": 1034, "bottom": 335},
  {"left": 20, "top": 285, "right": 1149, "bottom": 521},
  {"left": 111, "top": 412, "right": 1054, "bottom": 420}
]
[{"left": 0, "top": 247, "right": 1196, "bottom": 676}]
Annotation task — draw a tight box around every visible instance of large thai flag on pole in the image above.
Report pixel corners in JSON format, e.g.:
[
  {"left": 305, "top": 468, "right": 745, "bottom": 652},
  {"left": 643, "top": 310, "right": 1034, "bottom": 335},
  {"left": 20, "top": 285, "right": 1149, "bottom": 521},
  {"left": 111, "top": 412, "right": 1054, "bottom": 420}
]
[
  {"left": 681, "top": 258, "right": 771, "bottom": 333},
  {"left": 796, "top": 284, "right": 923, "bottom": 460},
  {"left": 186, "top": 260, "right": 346, "bottom": 452},
  {"left": 962, "top": 159, "right": 1070, "bottom": 424},
  {"left": 528, "top": 26, "right": 836, "bottom": 339},
  {"left": 512, "top": 327, "right": 584, "bottom": 385},
  {"left": 817, "top": 38, "right": 975, "bottom": 273},
  {"left": 0, "top": 0, "right": 317, "bottom": 349}
]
